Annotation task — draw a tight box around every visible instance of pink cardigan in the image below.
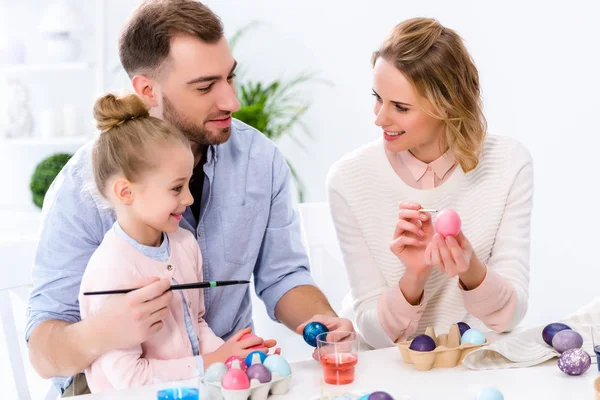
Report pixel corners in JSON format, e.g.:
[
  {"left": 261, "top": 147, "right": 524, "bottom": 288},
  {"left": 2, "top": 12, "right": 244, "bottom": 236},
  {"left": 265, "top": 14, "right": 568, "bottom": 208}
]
[{"left": 79, "top": 228, "right": 224, "bottom": 392}]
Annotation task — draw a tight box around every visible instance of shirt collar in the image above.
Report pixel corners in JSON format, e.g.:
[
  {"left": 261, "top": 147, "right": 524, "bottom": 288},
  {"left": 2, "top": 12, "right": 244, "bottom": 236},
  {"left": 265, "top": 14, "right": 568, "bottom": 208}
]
[{"left": 398, "top": 149, "right": 457, "bottom": 182}]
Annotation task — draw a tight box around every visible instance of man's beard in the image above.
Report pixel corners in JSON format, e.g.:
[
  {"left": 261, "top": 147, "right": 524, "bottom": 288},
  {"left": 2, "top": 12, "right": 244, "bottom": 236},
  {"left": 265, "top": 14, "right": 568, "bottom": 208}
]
[{"left": 162, "top": 94, "right": 231, "bottom": 146}]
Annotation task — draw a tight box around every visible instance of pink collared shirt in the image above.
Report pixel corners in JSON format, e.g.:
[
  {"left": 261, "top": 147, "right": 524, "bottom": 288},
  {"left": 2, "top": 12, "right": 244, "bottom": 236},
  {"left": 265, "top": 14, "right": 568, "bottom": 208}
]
[
  {"left": 385, "top": 148, "right": 458, "bottom": 190},
  {"left": 377, "top": 148, "right": 519, "bottom": 342}
]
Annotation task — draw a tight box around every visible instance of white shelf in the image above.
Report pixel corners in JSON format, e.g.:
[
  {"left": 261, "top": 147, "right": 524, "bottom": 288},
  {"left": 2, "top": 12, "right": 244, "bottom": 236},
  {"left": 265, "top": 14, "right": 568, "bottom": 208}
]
[
  {"left": 0, "top": 62, "right": 92, "bottom": 74},
  {"left": 0, "top": 136, "right": 91, "bottom": 146}
]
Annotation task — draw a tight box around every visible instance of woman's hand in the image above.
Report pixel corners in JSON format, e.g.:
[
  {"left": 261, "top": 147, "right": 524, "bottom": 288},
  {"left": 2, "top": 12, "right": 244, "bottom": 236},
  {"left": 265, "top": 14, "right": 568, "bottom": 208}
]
[
  {"left": 424, "top": 230, "right": 486, "bottom": 289},
  {"left": 390, "top": 202, "right": 435, "bottom": 279}
]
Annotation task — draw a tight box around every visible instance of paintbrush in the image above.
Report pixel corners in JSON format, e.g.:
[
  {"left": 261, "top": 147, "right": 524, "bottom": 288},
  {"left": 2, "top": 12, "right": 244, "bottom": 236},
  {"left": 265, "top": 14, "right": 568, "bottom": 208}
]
[{"left": 83, "top": 280, "right": 250, "bottom": 296}]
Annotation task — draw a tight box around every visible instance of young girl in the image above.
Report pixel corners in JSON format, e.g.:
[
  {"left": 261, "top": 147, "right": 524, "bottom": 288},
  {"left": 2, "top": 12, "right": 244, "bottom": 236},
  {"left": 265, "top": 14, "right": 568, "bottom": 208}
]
[
  {"left": 328, "top": 18, "right": 533, "bottom": 349},
  {"left": 78, "top": 92, "right": 269, "bottom": 392}
]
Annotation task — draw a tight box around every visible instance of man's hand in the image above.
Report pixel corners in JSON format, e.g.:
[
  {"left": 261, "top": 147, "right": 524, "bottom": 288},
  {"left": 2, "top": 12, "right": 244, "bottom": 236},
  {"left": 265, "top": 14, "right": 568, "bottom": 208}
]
[{"left": 296, "top": 315, "right": 356, "bottom": 361}]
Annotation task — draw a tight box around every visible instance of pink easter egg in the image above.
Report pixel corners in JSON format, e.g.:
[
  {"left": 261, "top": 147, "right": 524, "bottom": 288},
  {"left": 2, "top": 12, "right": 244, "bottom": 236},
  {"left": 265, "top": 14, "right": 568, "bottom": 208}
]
[
  {"left": 434, "top": 209, "right": 461, "bottom": 237},
  {"left": 225, "top": 356, "right": 248, "bottom": 372},
  {"left": 240, "top": 333, "right": 265, "bottom": 350},
  {"left": 221, "top": 369, "right": 251, "bottom": 390}
]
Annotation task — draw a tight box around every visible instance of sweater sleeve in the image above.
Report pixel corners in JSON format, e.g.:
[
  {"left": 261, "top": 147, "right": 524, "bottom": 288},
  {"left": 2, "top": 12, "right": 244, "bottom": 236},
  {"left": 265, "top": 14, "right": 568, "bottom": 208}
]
[
  {"left": 460, "top": 143, "right": 533, "bottom": 332},
  {"left": 327, "top": 184, "right": 425, "bottom": 348}
]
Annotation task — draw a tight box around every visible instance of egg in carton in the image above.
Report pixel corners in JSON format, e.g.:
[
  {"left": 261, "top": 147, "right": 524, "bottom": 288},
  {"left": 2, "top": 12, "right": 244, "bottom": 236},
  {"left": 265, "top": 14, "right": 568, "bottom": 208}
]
[
  {"left": 203, "top": 353, "right": 292, "bottom": 400},
  {"left": 397, "top": 324, "right": 489, "bottom": 371}
]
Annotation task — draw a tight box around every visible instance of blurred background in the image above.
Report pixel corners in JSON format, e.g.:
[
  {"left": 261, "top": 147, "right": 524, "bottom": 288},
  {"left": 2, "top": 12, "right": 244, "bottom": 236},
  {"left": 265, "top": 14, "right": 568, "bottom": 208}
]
[{"left": 0, "top": 0, "right": 599, "bottom": 398}]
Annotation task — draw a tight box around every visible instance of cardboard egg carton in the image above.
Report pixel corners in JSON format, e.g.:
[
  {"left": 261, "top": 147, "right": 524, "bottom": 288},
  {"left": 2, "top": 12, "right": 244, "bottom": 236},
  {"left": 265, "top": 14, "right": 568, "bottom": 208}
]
[
  {"left": 204, "top": 373, "right": 292, "bottom": 400},
  {"left": 397, "top": 324, "right": 489, "bottom": 371}
]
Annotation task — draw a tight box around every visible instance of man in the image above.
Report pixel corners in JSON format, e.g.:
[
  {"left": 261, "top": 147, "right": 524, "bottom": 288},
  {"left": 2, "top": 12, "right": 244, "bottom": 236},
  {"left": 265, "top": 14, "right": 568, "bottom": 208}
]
[{"left": 26, "top": 0, "right": 353, "bottom": 396}]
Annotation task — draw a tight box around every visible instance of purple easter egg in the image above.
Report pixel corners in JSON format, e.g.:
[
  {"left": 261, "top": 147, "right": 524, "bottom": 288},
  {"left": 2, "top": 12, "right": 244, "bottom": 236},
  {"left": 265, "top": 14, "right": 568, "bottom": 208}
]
[
  {"left": 457, "top": 322, "right": 471, "bottom": 337},
  {"left": 246, "top": 363, "right": 272, "bottom": 383},
  {"left": 552, "top": 329, "right": 583, "bottom": 353},
  {"left": 557, "top": 348, "right": 591, "bottom": 376},
  {"left": 368, "top": 392, "right": 394, "bottom": 400},
  {"left": 409, "top": 334, "right": 436, "bottom": 352},
  {"left": 542, "top": 323, "right": 571, "bottom": 346}
]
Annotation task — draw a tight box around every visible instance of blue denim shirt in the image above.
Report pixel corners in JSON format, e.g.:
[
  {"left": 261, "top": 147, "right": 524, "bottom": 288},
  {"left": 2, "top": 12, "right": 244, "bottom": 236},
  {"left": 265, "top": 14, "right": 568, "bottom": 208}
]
[{"left": 26, "top": 119, "right": 316, "bottom": 392}]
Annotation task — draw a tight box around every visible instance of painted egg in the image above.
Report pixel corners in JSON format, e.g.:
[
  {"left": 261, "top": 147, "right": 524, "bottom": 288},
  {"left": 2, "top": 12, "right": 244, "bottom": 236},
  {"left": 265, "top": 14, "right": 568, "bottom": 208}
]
[
  {"left": 368, "top": 392, "right": 394, "bottom": 400},
  {"left": 542, "top": 322, "right": 571, "bottom": 346},
  {"left": 303, "top": 321, "right": 329, "bottom": 347},
  {"left": 558, "top": 348, "right": 591, "bottom": 376},
  {"left": 225, "top": 356, "right": 248, "bottom": 372},
  {"left": 245, "top": 350, "right": 268, "bottom": 367},
  {"left": 204, "top": 362, "right": 228, "bottom": 383},
  {"left": 246, "top": 363, "right": 272, "bottom": 383},
  {"left": 263, "top": 354, "right": 292, "bottom": 377},
  {"left": 457, "top": 322, "right": 471, "bottom": 337},
  {"left": 476, "top": 387, "right": 504, "bottom": 400},
  {"left": 552, "top": 329, "right": 583, "bottom": 353},
  {"left": 239, "top": 333, "right": 265, "bottom": 350},
  {"left": 434, "top": 209, "right": 461, "bottom": 237},
  {"left": 409, "top": 334, "right": 436, "bottom": 352},
  {"left": 221, "top": 368, "right": 250, "bottom": 390},
  {"left": 460, "top": 328, "right": 486, "bottom": 345},
  {"left": 359, "top": 396, "right": 371, "bottom": 400}
]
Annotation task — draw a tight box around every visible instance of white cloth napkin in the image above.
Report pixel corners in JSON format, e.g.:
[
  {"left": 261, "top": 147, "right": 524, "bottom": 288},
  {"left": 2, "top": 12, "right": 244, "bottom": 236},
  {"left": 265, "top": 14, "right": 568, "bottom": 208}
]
[{"left": 462, "top": 297, "right": 600, "bottom": 370}]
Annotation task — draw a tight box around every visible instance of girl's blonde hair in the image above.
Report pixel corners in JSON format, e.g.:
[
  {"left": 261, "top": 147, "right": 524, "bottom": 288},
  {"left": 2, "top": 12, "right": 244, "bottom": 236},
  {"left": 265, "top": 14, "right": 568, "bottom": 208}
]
[
  {"left": 92, "top": 92, "right": 190, "bottom": 197},
  {"left": 372, "top": 18, "right": 487, "bottom": 172}
]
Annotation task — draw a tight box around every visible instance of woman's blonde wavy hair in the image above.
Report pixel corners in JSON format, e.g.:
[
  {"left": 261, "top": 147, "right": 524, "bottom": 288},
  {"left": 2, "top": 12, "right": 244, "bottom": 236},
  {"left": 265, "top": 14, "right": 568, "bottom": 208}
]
[{"left": 372, "top": 18, "right": 487, "bottom": 172}]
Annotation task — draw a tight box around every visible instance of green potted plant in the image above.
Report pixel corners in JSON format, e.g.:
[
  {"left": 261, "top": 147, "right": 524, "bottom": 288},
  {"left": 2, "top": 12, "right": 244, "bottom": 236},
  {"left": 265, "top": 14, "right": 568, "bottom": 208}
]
[
  {"left": 230, "top": 23, "right": 330, "bottom": 202},
  {"left": 30, "top": 153, "right": 72, "bottom": 208}
]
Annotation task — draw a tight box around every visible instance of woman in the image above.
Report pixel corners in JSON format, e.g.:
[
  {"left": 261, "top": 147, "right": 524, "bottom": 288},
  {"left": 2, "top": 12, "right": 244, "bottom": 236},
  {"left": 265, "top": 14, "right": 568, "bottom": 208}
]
[{"left": 328, "top": 18, "right": 533, "bottom": 349}]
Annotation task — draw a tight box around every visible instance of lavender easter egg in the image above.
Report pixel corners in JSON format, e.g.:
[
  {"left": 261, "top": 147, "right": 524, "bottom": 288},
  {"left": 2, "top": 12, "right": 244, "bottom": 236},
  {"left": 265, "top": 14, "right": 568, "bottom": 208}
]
[
  {"left": 221, "top": 368, "right": 251, "bottom": 390},
  {"left": 368, "top": 392, "right": 394, "bottom": 400},
  {"left": 552, "top": 329, "right": 583, "bottom": 353},
  {"left": 542, "top": 322, "right": 571, "bottom": 346},
  {"left": 557, "top": 348, "right": 591, "bottom": 376},
  {"left": 457, "top": 322, "right": 471, "bottom": 337},
  {"left": 303, "top": 321, "right": 329, "bottom": 347},
  {"left": 409, "top": 334, "right": 436, "bottom": 352},
  {"left": 246, "top": 363, "right": 272, "bottom": 383},
  {"left": 434, "top": 209, "right": 461, "bottom": 237}
]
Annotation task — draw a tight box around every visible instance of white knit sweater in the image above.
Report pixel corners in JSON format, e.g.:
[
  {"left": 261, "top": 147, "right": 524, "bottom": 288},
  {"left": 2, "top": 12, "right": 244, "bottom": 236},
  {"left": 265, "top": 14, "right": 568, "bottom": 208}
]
[{"left": 327, "top": 134, "right": 533, "bottom": 349}]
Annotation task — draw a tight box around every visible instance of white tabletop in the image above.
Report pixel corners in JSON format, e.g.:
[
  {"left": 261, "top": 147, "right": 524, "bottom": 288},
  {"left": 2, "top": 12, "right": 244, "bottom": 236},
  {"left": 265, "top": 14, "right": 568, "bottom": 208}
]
[{"left": 77, "top": 346, "right": 599, "bottom": 400}]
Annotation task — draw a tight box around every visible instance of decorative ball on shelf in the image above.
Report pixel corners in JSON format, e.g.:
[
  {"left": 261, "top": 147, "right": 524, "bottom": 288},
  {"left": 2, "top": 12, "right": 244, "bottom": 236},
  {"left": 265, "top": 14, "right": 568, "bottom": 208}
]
[
  {"left": 30, "top": 153, "right": 72, "bottom": 208},
  {"left": 303, "top": 321, "right": 329, "bottom": 347}
]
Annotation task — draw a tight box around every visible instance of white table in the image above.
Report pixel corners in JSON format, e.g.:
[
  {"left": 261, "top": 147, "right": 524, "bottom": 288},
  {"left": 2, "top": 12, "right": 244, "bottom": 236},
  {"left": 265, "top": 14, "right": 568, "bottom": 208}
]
[{"left": 77, "top": 346, "right": 599, "bottom": 400}]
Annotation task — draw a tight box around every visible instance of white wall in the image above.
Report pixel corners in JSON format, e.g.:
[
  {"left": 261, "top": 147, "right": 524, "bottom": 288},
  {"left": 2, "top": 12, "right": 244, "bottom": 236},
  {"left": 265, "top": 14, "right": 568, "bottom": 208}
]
[{"left": 1, "top": 0, "right": 599, "bottom": 335}]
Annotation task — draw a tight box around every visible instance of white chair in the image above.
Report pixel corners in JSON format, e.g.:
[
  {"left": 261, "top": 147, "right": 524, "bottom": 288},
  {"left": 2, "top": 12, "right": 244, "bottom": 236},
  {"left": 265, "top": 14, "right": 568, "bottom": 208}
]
[
  {"left": 297, "top": 201, "right": 350, "bottom": 314},
  {"left": 0, "top": 210, "right": 58, "bottom": 400}
]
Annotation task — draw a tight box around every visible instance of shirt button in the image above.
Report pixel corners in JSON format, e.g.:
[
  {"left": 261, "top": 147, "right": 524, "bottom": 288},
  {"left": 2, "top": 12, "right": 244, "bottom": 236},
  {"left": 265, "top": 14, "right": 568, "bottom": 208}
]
[
  {"left": 166, "top": 264, "right": 173, "bottom": 271},
  {"left": 197, "top": 231, "right": 201, "bottom": 238},
  {"left": 188, "top": 301, "right": 192, "bottom": 308},
  {"left": 427, "top": 166, "right": 432, "bottom": 171}
]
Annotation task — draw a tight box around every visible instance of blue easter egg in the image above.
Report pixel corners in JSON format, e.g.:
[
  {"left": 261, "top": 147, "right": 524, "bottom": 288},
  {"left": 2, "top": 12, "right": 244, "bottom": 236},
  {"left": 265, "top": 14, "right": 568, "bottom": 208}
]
[
  {"left": 475, "top": 387, "right": 504, "bottom": 400},
  {"left": 542, "top": 322, "right": 571, "bottom": 346},
  {"left": 359, "top": 396, "right": 371, "bottom": 400},
  {"left": 245, "top": 350, "right": 267, "bottom": 366},
  {"left": 460, "top": 328, "right": 486, "bottom": 345},
  {"left": 203, "top": 362, "right": 228, "bottom": 383},
  {"left": 263, "top": 354, "right": 292, "bottom": 377},
  {"left": 303, "top": 321, "right": 329, "bottom": 347}
]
